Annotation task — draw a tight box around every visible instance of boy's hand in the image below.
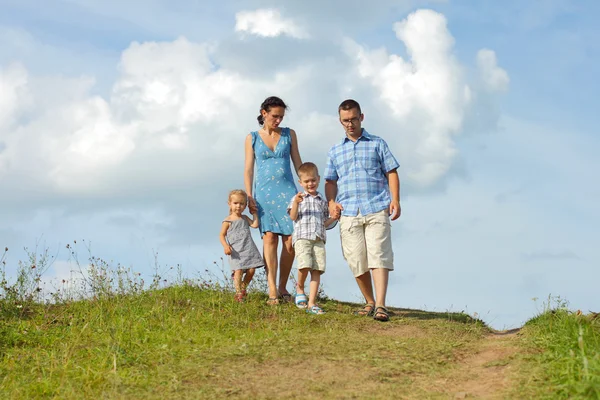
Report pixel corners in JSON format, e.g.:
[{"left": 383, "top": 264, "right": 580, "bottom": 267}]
[
  {"left": 294, "top": 192, "right": 305, "bottom": 204},
  {"left": 224, "top": 245, "right": 233, "bottom": 255}
]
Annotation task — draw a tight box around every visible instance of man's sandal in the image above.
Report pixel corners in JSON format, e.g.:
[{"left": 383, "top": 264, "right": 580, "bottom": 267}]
[
  {"left": 354, "top": 303, "right": 375, "bottom": 317},
  {"left": 373, "top": 306, "right": 390, "bottom": 322},
  {"left": 295, "top": 294, "right": 308, "bottom": 309}
]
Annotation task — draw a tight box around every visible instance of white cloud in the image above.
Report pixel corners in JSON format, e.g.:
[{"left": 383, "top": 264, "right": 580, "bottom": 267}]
[
  {"left": 345, "top": 9, "right": 508, "bottom": 187},
  {"left": 0, "top": 63, "right": 30, "bottom": 130},
  {"left": 0, "top": 9, "right": 510, "bottom": 203},
  {"left": 477, "top": 49, "right": 510, "bottom": 92},
  {"left": 235, "top": 9, "right": 309, "bottom": 39}
]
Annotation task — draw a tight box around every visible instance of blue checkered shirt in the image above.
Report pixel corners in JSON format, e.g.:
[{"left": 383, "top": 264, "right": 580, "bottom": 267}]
[
  {"left": 287, "top": 192, "right": 330, "bottom": 245},
  {"left": 324, "top": 129, "right": 399, "bottom": 217}
]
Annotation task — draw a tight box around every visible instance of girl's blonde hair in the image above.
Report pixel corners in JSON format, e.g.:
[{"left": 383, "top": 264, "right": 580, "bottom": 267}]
[{"left": 228, "top": 189, "right": 248, "bottom": 203}]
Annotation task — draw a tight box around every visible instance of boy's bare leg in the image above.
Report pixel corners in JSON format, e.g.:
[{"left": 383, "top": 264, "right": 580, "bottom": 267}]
[
  {"left": 297, "top": 268, "right": 309, "bottom": 295},
  {"left": 355, "top": 271, "right": 376, "bottom": 305},
  {"left": 308, "top": 270, "right": 322, "bottom": 308},
  {"left": 372, "top": 268, "right": 389, "bottom": 308}
]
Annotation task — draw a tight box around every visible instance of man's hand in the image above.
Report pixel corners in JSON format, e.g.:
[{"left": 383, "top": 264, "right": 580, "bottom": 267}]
[
  {"left": 223, "top": 245, "right": 233, "bottom": 255},
  {"left": 389, "top": 200, "right": 401, "bottom": 221}
]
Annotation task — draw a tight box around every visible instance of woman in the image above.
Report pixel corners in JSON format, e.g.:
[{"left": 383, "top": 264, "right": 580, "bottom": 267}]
[{"left": 245, "top": 96, "right": 302, "bottom": 305}]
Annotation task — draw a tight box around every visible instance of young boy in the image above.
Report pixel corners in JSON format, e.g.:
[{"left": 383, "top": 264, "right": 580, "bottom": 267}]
[{"left": 288, "top": 162, "right": 339, "bottom": 314}]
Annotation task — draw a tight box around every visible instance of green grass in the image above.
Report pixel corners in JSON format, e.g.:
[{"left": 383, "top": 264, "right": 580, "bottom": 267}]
[
  {"left": 515, "top": 306, "right": 600, "bottom": 399},
  {"left": 1, "top": 285, "right": 491, "bottom": 399}
]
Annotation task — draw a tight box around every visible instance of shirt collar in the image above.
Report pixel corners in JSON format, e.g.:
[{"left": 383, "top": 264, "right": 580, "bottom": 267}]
[{"left": 342, "top": 128, "right": 371, "bottom": 144}]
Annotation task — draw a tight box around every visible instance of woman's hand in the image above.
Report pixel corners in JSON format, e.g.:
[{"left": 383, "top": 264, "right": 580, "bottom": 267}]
[{"left": 248, "top": 196, "right": 257, "bottom": 214}]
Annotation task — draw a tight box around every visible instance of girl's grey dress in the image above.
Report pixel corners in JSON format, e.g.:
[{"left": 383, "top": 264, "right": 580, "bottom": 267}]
[{"left": 225, "top": 218, "right": 264, "bottom": 271}]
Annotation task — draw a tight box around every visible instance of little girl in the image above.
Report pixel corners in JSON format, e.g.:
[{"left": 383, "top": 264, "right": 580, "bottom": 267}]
[{"left": 219, "top": 189, "right": 264, "bottom": 302}]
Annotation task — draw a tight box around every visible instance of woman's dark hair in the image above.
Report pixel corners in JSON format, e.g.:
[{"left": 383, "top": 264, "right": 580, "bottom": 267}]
[{"left": 257, "top": 96, "right": 288, "bottom": 126}]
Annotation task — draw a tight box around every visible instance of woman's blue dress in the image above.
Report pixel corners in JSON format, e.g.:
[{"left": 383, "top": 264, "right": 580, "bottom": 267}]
[{"left": 251, "top": 127, "right": 297, "bottom": 237}]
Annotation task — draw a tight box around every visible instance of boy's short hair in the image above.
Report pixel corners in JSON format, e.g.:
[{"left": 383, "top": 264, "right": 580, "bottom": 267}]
[
  {"left": 298, "top": 162, "right": 319, "bottom": 177},
  {"left": 338, "top": 99, "right": 362, "bottom": 114}
]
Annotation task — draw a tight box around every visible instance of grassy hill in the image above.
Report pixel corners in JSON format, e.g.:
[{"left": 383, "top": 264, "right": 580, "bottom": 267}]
[
  {"left": 1, "top": 247, "right": 598, "bottom": 399},
  {"left": 1, "top": 284, "right": 598, "bottom": 399}
]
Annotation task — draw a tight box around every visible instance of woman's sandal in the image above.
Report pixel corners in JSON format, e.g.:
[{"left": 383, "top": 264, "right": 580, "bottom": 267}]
[
  {"left": 354, "top": 303, "right": 375, "bottom": 317},
  {"left": 306, "top": 305, "right": 325, "bottom": 315},
  {"left": 280, "top": 293, "right": 293, "bottom": 303},
  {"left": 234, "top": 293, "right": 245, "bottom": 303},
  {"left": 295, "top": 294, "right": 308, "bottom": 309},
  {"left": 266, "top": 297, "right": 280, "bottom": 306},
  {"left": 373, "top": 306, "right": 390, "bottom": 322}
]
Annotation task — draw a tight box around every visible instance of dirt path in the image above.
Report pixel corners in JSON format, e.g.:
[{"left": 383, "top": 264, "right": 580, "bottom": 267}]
[{"left": 436, "top": 329, "right": 522, "bottom": 399}]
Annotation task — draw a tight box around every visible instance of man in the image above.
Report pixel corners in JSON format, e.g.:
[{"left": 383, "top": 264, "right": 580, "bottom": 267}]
[{"left": 324, "top": 99, "right": 401, "bottom": 322}]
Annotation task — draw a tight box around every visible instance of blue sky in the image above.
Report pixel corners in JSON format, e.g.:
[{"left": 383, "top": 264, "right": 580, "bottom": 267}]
[{"left": 1, "top": 0, "right": 598, "bottom": 329}]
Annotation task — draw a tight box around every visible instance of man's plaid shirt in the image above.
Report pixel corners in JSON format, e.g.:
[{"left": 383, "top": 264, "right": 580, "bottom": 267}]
[
  {"left": 287, "top": 192, "right": 330, "bottom": 246},
  {"left": 324, "top": 129, "right": 399, "bottom": 217}
]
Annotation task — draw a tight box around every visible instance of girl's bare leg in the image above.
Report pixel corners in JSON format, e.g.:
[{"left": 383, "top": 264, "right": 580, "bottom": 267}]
[
  {"left": 233, "top": 270, "right": 243, "bottom": 293},
  {"left": 263, "top": 232, "right": 279, "bottom": 300},
  {"left": 242, "top": 268, "right": 256, "bottom": 289},
  {"left": 278, "top": 235, "right": 294, "bottom": 296}
]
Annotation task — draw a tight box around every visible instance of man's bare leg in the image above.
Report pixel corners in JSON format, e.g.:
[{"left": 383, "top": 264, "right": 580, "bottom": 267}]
[
  {"left": 372, "top": 268, "right": 389, "bottom": 308},
  {"left": 355, "top": 271, "right": 375, "bottom": 305}
]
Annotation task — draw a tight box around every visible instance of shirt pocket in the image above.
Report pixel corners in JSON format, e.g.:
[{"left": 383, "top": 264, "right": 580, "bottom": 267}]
[{"left": 360, "top": 155, "right": 381, "bottom": 175}]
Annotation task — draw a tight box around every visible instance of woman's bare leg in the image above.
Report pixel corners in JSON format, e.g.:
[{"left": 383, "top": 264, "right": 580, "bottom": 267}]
[
  {"left": 278, "top": 235, "right": 294, "bottom": 296},
  {"left": 263, "top": 232, "right": 279, "bottom": 300}
]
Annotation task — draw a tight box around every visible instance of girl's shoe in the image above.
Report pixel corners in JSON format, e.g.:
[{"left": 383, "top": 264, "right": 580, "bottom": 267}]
[
  {"left": 295, "top": 294, "right": 308, "bottom": 309},
  {"left": 234, "top": 293, "right": 245, "bottom": 303},
  {"left": 306, "top": 305, "right": 325, "bottom": 315}
]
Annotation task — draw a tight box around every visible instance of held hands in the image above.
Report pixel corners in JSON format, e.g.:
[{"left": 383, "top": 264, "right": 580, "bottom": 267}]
[
  {"left": 389, "top": 200, "right": 401, "bottom": 221},
  {"left": 223, "top": 245, "right": 233, "bottom": 256},
  {"left": 329, "top": 202, "right": 343, "bottom": 220},
  {"left": 248, "top": 196, "right": 258, "bottom": 214}
]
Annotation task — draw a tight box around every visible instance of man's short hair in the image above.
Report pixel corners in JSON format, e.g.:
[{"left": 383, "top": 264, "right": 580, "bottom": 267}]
[
  {"left": 298, "top": 162, "right": 319, "bottom": 176},
  {"left": 338, "top": 99, "right": 362, "bottom": 114}
]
